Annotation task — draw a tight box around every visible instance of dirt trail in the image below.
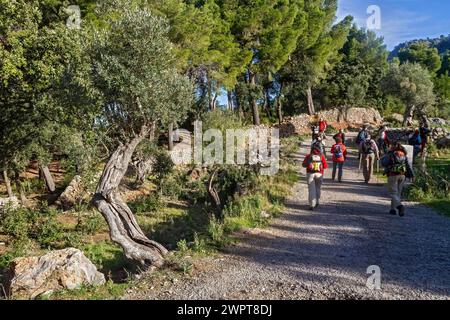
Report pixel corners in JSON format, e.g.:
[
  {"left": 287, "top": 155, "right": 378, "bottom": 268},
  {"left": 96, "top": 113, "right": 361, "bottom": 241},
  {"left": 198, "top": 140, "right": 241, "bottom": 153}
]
[{"left": 126, "top": 136, "right": 450, "bottom": 300}]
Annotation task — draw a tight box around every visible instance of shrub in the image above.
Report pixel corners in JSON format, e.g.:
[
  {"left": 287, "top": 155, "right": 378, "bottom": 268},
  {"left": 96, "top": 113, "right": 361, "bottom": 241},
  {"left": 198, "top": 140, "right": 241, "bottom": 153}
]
[
  {"left": 76, "top": 211, "right": 105, "bottom": 235},
  {"left": 207, "top": 217, "right": 225, "bottom": 243},
  {"left": 160, "top": 173, "right": 185, "bottom": 199},
  {"left": 128, "top": 193, "right": 165, "bottom": 215},
  {"left": 0, "top": 204, "right": 64, "bottom": 249}
]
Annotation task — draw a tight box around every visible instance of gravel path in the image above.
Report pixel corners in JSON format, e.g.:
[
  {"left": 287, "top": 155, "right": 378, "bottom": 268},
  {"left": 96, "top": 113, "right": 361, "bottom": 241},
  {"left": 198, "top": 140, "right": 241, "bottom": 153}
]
[{"left": 126, "top": 137, "right": 450, "bottom": 300}]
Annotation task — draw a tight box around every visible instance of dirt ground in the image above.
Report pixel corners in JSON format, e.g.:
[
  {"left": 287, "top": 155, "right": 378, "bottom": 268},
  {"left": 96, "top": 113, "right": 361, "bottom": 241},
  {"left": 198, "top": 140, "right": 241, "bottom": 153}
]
[{"left": 125, "top": 135, "right": 450, "bottom": 300}]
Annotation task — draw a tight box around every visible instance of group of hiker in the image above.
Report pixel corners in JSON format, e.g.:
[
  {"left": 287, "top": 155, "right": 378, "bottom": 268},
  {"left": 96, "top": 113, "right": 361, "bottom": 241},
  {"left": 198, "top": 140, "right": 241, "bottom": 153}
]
[{"left": 303, "top": 119, "right": 417, "bottom": 216}]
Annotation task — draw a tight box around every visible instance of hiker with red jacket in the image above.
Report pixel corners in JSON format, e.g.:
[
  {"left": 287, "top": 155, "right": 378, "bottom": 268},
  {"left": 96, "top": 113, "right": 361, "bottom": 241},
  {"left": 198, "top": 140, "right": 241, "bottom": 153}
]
[
  {"left": 318, "top": 117, "right": 327, "bottom": 134},
  {"left": 302, "top": 144, "right": 328, "bottom": 211},
  {"left": 331, "top": 137, "right": 347, "bottom": 182},
  {"left": 381, "top": 142, "right": 414, "bottom": 217}
]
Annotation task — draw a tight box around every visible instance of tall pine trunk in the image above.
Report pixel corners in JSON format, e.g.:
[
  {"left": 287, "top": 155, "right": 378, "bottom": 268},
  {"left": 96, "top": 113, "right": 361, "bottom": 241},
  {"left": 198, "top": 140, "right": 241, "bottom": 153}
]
[
  {"left": 263, "top": 86, "right": 272, "bottom": 118},
  {"left": 227, "top": 90, "right": 234, "bottom": 110},
  {"left": 249, "top": 71, "right": 260, "bottom": 125},
  {"left": 235, "top": 88, "right": 244, "bottom": 119},
  {"left": 3, "top": 170, "right": 13, "bottom": 198},
  {"left": 306, "top": 86, "right": 315, "bottom": 115},
  {"left": 276, "top": 98, "right": 283, "bottom": 124},
  {"left": 92, "top": 125, "right": 168, "bottom": 267},
  {"left": 277, "top": 82, "right": 284, "bottom": 124}
]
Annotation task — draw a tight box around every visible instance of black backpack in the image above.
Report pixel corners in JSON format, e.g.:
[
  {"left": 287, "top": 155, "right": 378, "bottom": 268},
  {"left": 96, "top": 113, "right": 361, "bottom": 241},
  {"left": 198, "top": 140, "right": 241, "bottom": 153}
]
[{"left": 361, "top": 140, "right": 374, "bottom": 154}]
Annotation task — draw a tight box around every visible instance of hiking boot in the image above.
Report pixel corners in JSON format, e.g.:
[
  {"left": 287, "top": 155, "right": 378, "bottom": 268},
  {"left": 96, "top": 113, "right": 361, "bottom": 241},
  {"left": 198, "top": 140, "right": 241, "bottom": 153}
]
[
  {"left": 389, "top": 209, "right": 397, "bottom": 215},
  {"left": 315, "top": 203, "right": 320, "bottom": 209},
  {"left": 309, "top": 207, "right": 315, "bottom": 211},
  {"left": 397, "top": 205, "right": 405, "bottom": 217}
]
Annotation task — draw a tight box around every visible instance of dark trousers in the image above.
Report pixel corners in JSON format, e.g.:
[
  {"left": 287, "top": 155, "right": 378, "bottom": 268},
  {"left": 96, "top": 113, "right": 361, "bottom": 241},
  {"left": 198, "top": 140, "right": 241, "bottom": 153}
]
[{"left": 332, "top": 162, "right": 344, "bottom": 182}]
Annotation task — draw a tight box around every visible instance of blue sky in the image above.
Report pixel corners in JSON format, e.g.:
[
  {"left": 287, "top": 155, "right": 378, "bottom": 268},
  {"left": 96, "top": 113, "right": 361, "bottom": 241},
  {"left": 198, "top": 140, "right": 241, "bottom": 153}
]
[{"left": 337, "top": 0, "right": 450, "bottom": 50}]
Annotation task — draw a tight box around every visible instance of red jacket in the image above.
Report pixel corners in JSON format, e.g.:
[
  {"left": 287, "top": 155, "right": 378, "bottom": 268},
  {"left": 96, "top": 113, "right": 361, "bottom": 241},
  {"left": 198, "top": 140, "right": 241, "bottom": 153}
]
[
  {"left": 318, "top": 121, "right": 327, "bottom": 133},
  {"left": 331, "top": 143, "right": 347, "bottom": 163},
  {"left": 302, "top": 154, "right": 328, "bottom": 174}
]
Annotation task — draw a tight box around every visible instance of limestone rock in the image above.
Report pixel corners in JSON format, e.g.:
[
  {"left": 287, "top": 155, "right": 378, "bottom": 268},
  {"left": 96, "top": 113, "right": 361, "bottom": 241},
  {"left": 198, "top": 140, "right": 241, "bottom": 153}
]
[
  {"left": 436, "top": 135, "right": 450, "bottom": 149},
  {"left": 390, "top": 113, "right": 404, "bottom": 123},
  {"left": 56, "top": 175, "right": 84, "bottom": 210},
  {"left": 345, "top": 108, "right": 383, "bottom": 127},
  {"left": 6, "top": 248, "right": 105, "bottom": 299},
  {"left": 0, "top": 196, "right": 19, "bottom": 212},
  {"left": 430, "top": 118, "right": 446, "bottom": 126}
]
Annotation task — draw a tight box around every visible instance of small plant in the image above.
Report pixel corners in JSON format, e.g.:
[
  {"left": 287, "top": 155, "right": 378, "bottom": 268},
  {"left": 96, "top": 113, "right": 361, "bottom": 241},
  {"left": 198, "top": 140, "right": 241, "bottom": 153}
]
[
  {"left": 176, "top": 239, "right": 189, "bottom": 253},
  {"left": 207, "top": 217, "right": 225, "bottom": 243},
  {"left": 192, "top": 232, "right": 207, "bottom": 253}
]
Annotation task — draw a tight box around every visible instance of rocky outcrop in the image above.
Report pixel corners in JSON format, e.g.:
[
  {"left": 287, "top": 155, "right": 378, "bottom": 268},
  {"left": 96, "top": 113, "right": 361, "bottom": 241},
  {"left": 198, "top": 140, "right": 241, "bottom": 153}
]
[
  {"left": 430, "top": 118, "right": 447, "bottom": 126},
  {"left": 56, "top": 175, "right": 84, "bottom": 210},
  {"left": 5, "top": 248, "right": 105, "bottom": 299},
  {"left": 436, "top": 135, "right": 450, "bottom": 149},
  {"left": 277, "top": 107, "right": 383, "bottom": 137}
]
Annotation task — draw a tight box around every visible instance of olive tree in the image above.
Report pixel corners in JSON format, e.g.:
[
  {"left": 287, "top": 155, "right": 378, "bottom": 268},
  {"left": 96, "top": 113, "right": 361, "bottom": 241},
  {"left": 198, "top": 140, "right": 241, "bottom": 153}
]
[
  {"left": 382, "top": 62, "right": 435, "bottom": 126},
  {"left": 86, "top": 7, "right": 194, "bottom": 266}
]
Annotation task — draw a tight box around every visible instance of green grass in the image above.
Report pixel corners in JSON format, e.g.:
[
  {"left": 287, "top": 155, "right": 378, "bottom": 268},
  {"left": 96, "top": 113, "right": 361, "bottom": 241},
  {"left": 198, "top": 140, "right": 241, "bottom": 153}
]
[
  {"left": 38, "top": 280, "right": 130, "bottom": 300},
  {"left": 406, "top": 148, "right": 450, "bottom": 217},
  {"left": 424, "top": 199, "right": 450, "bottom": 217}
]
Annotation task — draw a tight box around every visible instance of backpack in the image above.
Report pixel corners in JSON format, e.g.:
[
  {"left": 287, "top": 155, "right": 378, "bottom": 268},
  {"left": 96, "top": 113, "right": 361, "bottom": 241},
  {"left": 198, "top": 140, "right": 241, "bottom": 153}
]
[
  {"left": 356, "top": 130, "right": 366, "bottom": 144},
  {"left": 361, "top": 140, "right": 374, "bottom": 154},
  {"left": 308, "top": 154, "right": 323, "bottom": 173},
  {"left": 389, "top": 150, "right": 407, "bottom": 174},
  {"left": 334, "top": 144, "right": 343, "bottom": 159}
]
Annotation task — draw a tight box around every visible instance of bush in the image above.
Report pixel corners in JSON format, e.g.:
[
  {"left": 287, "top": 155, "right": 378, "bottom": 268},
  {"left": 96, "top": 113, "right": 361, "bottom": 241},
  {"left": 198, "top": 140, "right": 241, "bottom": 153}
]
[
  {"left": 0, "top": 203, "right": 65, "bottom": 249},
  {"left": 76, "top": 211, "right": 105, "bottom": 235},
  {"left": 160, "top": 173, "right": 185, "bottom": 199},
  {"left": 128, "top": 193, "right": 165, "bottom": 215}
]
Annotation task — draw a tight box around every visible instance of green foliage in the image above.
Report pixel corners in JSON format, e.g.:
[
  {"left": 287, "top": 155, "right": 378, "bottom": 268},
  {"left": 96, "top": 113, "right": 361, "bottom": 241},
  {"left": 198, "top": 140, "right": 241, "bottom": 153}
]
[
  {"left": 75, "top": 211, "right": 105, "bottom": 235},
  {"left": 0, "top": 203, "right": 65, "bottom": 249},
  {"left": 152, "top": 150, "right": 175, "bottom": 183},
  {"left": 382, "top": 62, "right": 436, "bottom": 119},
  {"left": 159, "top": 173, "right": 185, "bottom": 199},
  {"left": 128, "top": 193, "right": 165, "bottom": 215},
  {"left": 405, "top": 154, "right": 450, "bottom": 215},
  {"left": 398, "top": 42, "right": 442, "bottom": 74},
  {"left": 317, "top": 26, "right": 389, "bottom": 110},
  {"left": 433, "top": 71, "right": 450, "bottom": 118}
]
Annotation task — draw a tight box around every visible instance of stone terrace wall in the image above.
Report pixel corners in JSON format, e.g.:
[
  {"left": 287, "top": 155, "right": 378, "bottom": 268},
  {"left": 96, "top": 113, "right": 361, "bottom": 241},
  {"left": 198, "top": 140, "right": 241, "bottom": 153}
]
[{"left": 276, "top": 107, "right": 383, "bottom": 137}]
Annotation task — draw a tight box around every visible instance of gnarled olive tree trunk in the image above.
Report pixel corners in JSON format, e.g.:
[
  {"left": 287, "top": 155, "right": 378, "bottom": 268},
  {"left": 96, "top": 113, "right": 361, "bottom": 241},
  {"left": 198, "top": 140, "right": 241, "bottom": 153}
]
[
  {"left": 403, "top": 104, "right": 415, "bottom": 127},
  {"left": 3, "top": 170, "right": 13, "bottom": 198},
  {"left": 92, "top": 125, "right": 168, "bottom": 267}
]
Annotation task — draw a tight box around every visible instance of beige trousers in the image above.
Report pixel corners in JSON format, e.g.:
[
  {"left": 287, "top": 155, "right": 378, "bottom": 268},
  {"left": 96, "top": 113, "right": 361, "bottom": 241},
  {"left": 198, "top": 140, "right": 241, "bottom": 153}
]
[
  {"left": 388, "top": 175, "right": 406, "bottom": 210},
  {"left": 362, "top": 154, "right": 375, "bottom": 182},
  {"left": 307, "top": 173, "right": 323, "bottom": 208}
]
